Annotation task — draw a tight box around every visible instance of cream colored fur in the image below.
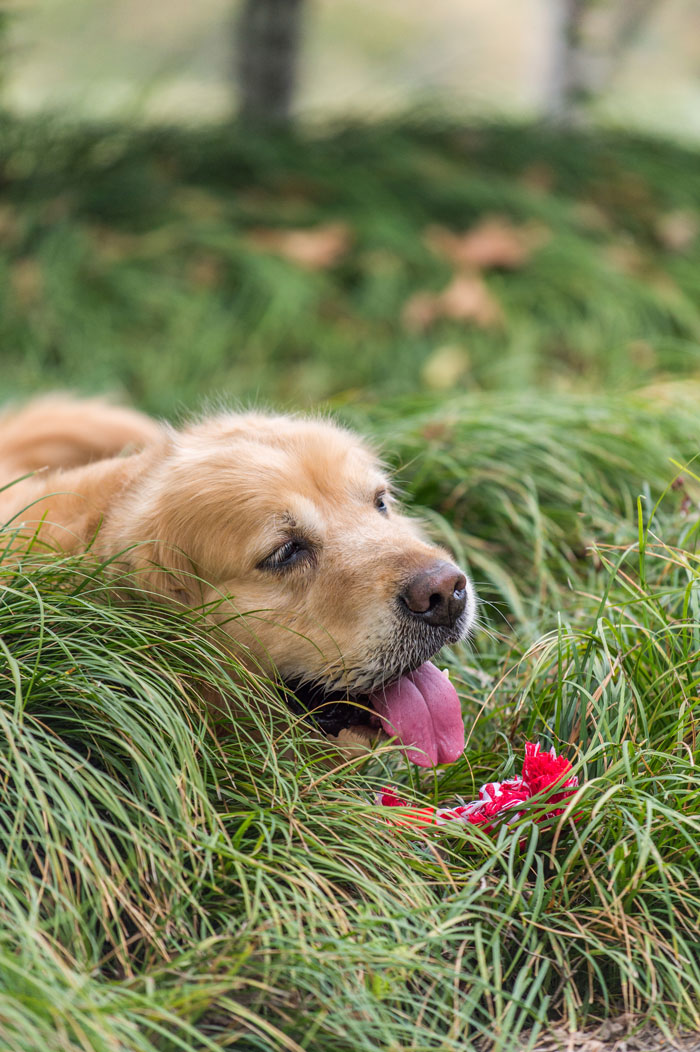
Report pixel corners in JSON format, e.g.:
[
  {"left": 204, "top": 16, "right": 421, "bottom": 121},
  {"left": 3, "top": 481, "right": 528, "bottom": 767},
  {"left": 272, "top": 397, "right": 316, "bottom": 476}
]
[{"left": 0, "top": 396, "right": 468, "bottom": 706}]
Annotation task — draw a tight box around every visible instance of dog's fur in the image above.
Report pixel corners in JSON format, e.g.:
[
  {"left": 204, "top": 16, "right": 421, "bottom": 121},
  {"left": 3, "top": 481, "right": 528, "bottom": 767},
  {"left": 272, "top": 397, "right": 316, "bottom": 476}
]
[{"left": 0, "top": 397, "right": 474, "bottom": 719}]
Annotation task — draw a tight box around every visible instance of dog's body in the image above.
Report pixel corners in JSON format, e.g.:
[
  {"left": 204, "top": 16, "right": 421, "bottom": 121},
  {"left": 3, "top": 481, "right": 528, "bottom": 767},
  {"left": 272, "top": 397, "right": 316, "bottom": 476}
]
[{"left": 0, "top": 397, "right": 475, "bottom": 766}]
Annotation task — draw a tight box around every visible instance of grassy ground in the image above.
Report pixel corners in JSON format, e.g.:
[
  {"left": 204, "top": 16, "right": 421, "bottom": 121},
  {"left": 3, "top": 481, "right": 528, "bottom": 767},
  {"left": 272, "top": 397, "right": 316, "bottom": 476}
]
[
  {"left": 1, "top": 114, "right": 700, "bottom": 1051},
  {"left": 3, "top": 116, "right": 700, "bottom": 412}
]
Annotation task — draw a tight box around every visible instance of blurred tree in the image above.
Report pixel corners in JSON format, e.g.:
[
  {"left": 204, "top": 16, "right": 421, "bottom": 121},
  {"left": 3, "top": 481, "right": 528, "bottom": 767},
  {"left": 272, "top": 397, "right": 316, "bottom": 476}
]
[
  {"left": 544, "top": 0, "right": 659, "bottom": 124},
  {"left": 544, "top": 0, "right": 588, "bottom": 124},
  {"left": 235, "top": 0, "right": 306, "bottom": 123},
  {"left": 0, "top": 8, "right": 10, "bottom": 106}
]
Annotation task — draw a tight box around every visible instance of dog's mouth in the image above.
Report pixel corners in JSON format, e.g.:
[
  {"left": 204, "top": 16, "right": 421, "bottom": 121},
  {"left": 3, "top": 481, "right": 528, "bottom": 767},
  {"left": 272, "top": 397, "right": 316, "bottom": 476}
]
[{"left": 283, "top": 660, "right": 465, "bottom": 768}]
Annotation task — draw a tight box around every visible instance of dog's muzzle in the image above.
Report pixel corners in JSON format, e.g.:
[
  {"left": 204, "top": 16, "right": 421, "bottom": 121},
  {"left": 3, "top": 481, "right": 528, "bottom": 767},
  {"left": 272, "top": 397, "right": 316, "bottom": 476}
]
[
  {"left": 282, "top": 565, "right": 476, "bottom": 765},
  {"left": 398, "top": 560, "right": 467, "bottom": 629}
]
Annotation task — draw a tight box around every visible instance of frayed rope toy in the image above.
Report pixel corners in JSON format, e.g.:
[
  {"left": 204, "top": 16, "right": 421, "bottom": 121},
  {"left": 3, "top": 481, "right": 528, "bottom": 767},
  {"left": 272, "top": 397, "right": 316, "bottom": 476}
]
[{"left": 377, "top": 742, "right": 578, "bottom": 834}]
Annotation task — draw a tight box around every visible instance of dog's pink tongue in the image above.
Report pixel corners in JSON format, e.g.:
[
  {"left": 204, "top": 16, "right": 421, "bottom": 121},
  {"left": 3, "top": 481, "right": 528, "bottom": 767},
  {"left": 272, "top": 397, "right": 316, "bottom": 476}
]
[{"left": 369, "top": 661, "right": 465, "bottom": 768}]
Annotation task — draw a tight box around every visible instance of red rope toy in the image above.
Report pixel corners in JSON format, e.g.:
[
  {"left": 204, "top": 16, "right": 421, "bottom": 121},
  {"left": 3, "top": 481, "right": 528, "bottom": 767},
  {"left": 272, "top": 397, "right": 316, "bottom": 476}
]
[{"left": 377, "top": 742, "right": 578, "bottom": 833}]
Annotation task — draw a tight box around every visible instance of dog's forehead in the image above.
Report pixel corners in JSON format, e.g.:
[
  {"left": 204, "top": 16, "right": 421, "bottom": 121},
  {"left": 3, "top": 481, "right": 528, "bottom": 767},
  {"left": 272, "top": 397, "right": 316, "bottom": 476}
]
[
  {"left": 246, "top": 431, "right": 386, "bottom": 510},
  {"left": 194, "top": 414, "right": 383, "bottom": 484},
  {"left": 175, "top": 413, "right": 387, "bottom": 524}
]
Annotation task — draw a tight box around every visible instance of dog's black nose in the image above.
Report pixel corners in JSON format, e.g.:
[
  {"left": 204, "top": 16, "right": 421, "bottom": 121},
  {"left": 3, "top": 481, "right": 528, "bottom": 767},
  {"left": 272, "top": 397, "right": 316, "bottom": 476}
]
[{"left": 399, "top": 561, "right": 468, "bottom": 628}]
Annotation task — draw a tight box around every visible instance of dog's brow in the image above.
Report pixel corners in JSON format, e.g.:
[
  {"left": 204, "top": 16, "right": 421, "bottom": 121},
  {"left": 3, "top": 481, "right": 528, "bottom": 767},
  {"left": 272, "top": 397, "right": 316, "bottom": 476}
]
[
  {"left": 271, "top": 510, "right": 321, "bottom": 542},
  {"left": 367, "top": 477, "right": 391, "bottom": 498}
]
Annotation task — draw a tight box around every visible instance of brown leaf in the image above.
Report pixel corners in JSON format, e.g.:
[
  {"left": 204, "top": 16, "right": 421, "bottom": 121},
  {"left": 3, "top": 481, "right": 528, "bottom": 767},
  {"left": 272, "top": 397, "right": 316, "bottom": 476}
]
[
  {"left": 187, "top": 254, "right": 224, "bottom": 289},
  {"left": 605, "top": 240, "right": 647, "bottom": 276},
  {"left": 402, "top": 291, "right": 441, "bottom": 332},
  {"left": 42, "top": 195, "right": 72, "bottom": 224},
  {"left": 626, "top": 340, "right": 656, "bottom": 370},
  {"left": 0, "top": 204, "right": 22, "bottom": 246},
  {"left": 425, "top": 216, "right": 549, "bottom": 271},
  {"left": 420, "top": 420, "right": 454, "bottom": 442},
  {"left": 173, "top": 187, "right": 226, "bottom": 221},
  {"left": 247, "top": 222, "right": 352, "bottom": 270},
  {"left": 519, "top": 162, "right": 556, "bottom": 195},
  {"left": 10, "top": 258, "right": 43, "bottom": 307},
  {"left": 573, "top": 201, "right": 612, "bottom": 232},
  {"left": 440, "top": 273, "right": 503, "bottom": 326},
  {"left": 91, "top": 226, "right": 144, "bottom": 263},
  {"left": 656, "top": 209, "right": 698, "bottom": 252},
  {"left": 403, "top": 274, "right": 502, "bottom": 332}
]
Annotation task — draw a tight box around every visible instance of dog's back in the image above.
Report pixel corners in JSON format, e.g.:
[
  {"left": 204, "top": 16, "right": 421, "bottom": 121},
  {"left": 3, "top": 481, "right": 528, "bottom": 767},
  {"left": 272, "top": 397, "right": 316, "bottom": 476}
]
[
  {"left": 0, "top": 396, "right": 161, "bottom": 482},
  {"left": 0, "top": 396, "right": 164, "bottom": 546}
]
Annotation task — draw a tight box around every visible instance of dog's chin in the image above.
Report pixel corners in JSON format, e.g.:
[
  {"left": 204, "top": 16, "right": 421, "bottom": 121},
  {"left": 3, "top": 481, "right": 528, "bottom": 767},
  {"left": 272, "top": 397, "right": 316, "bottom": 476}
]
[{"left": 280, "top": 608, "right": 473, "bottom": 741}]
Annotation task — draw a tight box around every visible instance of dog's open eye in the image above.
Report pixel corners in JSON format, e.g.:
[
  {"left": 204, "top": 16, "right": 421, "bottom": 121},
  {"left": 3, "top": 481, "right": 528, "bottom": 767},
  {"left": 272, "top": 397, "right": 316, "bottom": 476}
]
[
  {"left": 374, "top": 490, "right": 389, "bottom": 515},
  {"left": 259, "top": 539, "right": 312, "bottom": 572}
]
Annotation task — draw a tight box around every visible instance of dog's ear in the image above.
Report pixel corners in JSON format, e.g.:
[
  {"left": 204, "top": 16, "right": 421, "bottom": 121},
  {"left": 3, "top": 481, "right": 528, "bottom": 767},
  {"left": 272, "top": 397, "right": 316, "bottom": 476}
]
[{"left": 110, "top": 540, "right": 205, "bottom": 608}]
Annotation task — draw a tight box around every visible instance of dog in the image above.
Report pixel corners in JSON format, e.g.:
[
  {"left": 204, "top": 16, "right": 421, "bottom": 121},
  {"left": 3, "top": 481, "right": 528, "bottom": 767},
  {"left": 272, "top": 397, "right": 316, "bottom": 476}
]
[{"left": 0, "top": 396, "right": 476, "bottom": 767}]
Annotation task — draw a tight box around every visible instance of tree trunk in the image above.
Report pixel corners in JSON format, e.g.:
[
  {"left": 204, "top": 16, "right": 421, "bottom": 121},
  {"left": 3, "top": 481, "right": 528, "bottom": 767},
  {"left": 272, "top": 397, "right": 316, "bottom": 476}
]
[
  {"left": 235, "top": 0, "right": 305, "bottom": 124},
  {"left": 542, "top": 0, "right": 591, "bottom": 125},
  {"left": 0, "top": 9, "right": 10, "bottom": 102},
  {"left": 543, "top": 0, "right": 659, "bottom": 126}
]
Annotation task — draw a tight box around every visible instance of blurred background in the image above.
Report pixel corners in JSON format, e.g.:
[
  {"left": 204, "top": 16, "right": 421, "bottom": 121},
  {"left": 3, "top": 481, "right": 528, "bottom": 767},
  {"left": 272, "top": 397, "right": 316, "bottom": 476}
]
[
  {"left": 1, "top": 0, "right": 699, "bottom": 416},
  {"left": 4, "top": 10, "right": 700, "bottom": 1045},
  {"left": 6, "top": 0, "right": 700, "bottom": 135}
]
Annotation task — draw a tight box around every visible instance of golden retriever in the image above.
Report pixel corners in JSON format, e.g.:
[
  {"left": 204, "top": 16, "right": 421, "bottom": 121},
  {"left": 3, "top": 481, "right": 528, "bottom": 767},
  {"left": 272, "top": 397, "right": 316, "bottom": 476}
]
[{"left": 0, "top": 397, "right": 475, "bottom": 767}]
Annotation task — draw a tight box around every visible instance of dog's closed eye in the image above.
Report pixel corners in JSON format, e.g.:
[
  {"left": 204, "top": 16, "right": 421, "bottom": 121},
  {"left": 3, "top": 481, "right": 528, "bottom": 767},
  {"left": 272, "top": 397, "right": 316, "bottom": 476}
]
[{"left": 258, "top": 538, "right": 316, "bottom": 572}]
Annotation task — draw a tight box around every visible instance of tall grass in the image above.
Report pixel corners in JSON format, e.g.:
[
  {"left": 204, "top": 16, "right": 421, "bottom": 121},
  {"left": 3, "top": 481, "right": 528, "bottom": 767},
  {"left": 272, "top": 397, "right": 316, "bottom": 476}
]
[
  {"left": 362, "top": 383, "right": 700, "bottom": 628},
  {"left": 2, "top": 439, "right": 700, "bottom": 1051},
  {"left": 2, "top": 115, "right": 700, "bottom": 1049}
]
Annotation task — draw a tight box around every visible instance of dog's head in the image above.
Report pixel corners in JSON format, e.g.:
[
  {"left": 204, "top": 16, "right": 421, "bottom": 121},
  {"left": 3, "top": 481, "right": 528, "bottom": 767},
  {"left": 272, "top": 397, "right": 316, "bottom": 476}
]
[{"left": 112, "top": 412, "right": 476, "bottom": 766}]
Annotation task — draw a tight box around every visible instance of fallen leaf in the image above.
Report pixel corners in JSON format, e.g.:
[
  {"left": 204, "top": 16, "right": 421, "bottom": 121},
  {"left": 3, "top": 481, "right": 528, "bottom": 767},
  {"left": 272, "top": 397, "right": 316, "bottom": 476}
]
[
  {"left": 573, "top": 201, "right": 612, "bottom": 232},
  {"left": 247, "top": 222, "right": 352, "bottom": 270},
  {"left": 626, "top": 340, "right": 656, "bottom": 370},
  {"left": 0, "top": 204, "right": 21, "bottom": 246},
  {"left": 91, "top": 226, "right": 143, "bottom": 262},
  {"left": 237, "top": 183, "right": 319, "bottom": 222},
  {"left": 591, "top": 169, "right": 656, "bottom": 222},
  {"left": 272, "top": 174, "right": 326, "bottom": 200},
  {"left": 605, "top": 240, "right": 647, "bottom": 275},
  {"left": 420, "top": 420, "right": 454, "bottom": 442},
  {"left": 10, "top": 258, "right": 43, "bottom": 307},
  {"left": 403, "top": 274, "right": 502, "bottom": 332},
  {"left": 421, "top": 345, "right": 470, "bottom": 390},
  {"left": 425, "top": 216, "right": 549, "bottom": 271},
  {"left": 514, "top": 1015, "right": 697, "bottom": 1052},
  {"left": 656, "top": 209, "right": 698, "bottom": 252},
  {"left": 440, "top": 273, "right": 503, "bottom": 326},
  {"left": 187, "top": 254, "right": 224, "bottom": 288},
  {"left": 42, "top": 195, "right": 72, "bottom": 224},
  {"left": 519, "top": 162, "right": 555, "bottom": 194},
  {"left": 173, "top": 187, "right": 226, "bottom": 221},
  {"left": 402, "top": 291, "right": 440, "bottom": 332},
  {"left": 358, "top": 248, "right": 402, "bottom": 276}
]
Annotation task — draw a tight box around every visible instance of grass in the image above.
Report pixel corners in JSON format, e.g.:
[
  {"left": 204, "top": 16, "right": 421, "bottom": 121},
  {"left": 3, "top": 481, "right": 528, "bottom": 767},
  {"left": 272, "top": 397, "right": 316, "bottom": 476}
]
[
  {"left": 1, "top": 113, "right": 700, "bottom": 1050},
  {"left": 2, "top": 115, "right": 700, "bottom": 412},
  {"left": 3, "top": 482, "right": 700, "bottom": 1051},
  {"left": 360, "top": 384, "right": 700, "bottom": 627}
]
